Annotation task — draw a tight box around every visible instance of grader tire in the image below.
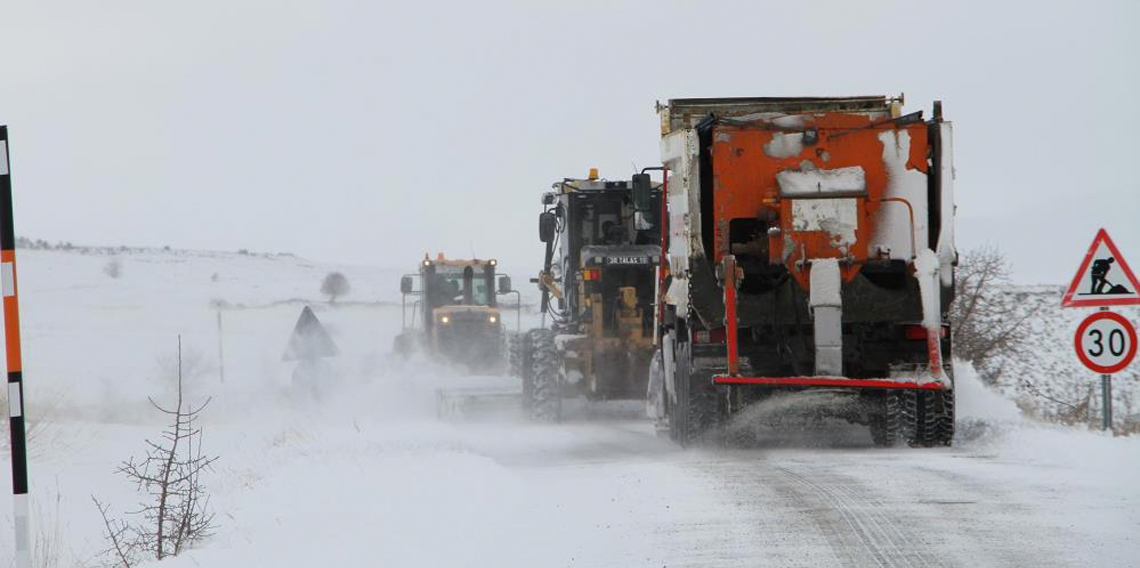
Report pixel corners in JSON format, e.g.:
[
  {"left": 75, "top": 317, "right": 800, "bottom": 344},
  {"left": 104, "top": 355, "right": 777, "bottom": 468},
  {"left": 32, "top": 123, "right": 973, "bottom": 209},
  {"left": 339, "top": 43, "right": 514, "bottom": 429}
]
[
  {"left": 507, "top": 332, "right": 524, "bottom": 378},
  {"left": 527, "top": 329, "right": 562, "bottom": 421}
]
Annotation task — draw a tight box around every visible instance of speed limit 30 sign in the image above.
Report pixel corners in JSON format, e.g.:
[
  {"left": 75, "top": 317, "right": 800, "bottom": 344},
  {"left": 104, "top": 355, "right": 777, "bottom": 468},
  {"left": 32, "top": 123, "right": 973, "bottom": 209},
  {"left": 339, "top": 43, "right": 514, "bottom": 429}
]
[{"left": 1074, "top": 311, "right": 1137, "bottom": 374}]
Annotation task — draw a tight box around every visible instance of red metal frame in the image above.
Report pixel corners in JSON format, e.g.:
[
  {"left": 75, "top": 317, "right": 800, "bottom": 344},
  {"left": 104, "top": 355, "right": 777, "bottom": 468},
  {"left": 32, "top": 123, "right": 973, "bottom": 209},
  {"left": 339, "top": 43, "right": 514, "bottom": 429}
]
[
  {"left": 718, "top": 250, "right": 945, "bottom": 387},
  {"left": 927, "top": 333, "right": 943, "bottom": 377},
  {"left": 722, "top": 255, "right": 740, "bottom": 375},
  {"left": 713, "top": 375, "right": 946, "bottom": 390}
]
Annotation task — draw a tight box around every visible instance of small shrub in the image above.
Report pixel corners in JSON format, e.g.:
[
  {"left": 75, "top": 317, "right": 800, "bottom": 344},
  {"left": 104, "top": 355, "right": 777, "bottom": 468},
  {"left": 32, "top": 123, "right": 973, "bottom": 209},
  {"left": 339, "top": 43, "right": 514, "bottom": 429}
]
[
  {"left": 103, "top": 259, "right": 123, "bottom": 279},
  {"left": 321, "top": 272, "right": 351, "bottom": 303}
]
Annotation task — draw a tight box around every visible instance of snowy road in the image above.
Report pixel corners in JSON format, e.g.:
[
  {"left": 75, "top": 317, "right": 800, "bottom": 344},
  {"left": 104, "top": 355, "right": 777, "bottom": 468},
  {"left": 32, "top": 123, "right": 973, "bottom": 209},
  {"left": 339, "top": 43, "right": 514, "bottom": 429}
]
[
  {"left": 454, "top": 415, "right": 1139, "bottom": 568},
  {"left": 2, "top": 249, "right": 1138, "bottom": 567}
]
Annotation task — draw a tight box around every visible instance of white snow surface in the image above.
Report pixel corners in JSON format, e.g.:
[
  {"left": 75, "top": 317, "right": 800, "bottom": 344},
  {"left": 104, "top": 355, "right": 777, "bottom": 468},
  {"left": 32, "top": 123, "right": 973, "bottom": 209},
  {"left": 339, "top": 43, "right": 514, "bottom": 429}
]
[
  {"left": 914, "top": 247, "right": 942, "bottom": 332},
  {"left": 791, "top": 198, "right": 858, "bottom": 251},
  {"left": 935, "top": 122, "right": 957, "bottom": 287},
  {"left": 776, "top": 165, "right": 865, "bottom": 196},
  {"left": 0, "top": 247, "right": 1138, "bottom": 567},
  {"left": 763, "top": 132, "right": 804, "bottom": 159},
  {"left": 809, "top": 258, "right": 841, "bottom": 307},
  {"left": 872, "top": 129, "right": 929, "bottom": 261}
]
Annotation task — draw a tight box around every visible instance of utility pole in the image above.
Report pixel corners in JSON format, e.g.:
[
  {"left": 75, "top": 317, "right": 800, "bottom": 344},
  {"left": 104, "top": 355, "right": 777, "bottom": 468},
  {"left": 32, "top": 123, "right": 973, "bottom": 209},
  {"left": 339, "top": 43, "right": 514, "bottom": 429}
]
[
  {"left": 2, "top": 126, "right": 32, "bottom": 568},
  {"left": 217, "top": 309, "right": 226, "bottom": 383}
]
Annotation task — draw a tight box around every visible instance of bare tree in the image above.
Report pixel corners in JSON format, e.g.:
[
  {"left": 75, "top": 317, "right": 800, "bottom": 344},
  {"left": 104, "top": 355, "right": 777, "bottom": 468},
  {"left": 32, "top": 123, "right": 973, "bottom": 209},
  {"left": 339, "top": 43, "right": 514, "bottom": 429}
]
[
  {"left": 950, "top": 246, "right": 1034, "bottom": 383},
  {"left": 92, "top": 497, "right": 140, "bottom": 568},
  {"left": 93, "top": 337, "right": 218, "bottom": 566},
  {"left": 321, "top": 271, "right": 351, "bottom": 303}
]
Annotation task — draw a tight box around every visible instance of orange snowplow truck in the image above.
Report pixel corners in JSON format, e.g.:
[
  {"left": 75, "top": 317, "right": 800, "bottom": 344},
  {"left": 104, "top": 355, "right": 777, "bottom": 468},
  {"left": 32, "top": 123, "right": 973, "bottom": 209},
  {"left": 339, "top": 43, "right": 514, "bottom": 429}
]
[{"left": 646, "top": 96, "right": 957, "bottom": 447}]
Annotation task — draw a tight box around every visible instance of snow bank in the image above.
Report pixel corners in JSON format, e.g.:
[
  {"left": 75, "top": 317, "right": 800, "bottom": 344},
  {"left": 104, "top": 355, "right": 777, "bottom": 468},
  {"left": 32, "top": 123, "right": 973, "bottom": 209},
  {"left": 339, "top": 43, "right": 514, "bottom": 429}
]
[
  {"left": 954, "top": 359, "right": 1022, "bottom": 423},
  {"left": 954, "top": 359, "right": 1140, "bottom": 481}
]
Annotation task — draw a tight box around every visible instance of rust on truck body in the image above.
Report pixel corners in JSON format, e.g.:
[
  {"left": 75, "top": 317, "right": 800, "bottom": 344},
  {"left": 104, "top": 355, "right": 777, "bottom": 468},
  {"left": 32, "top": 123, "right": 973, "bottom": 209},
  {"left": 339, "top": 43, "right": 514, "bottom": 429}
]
[{"left": 709, "top": 114, "right": 929, "bottom": 289}]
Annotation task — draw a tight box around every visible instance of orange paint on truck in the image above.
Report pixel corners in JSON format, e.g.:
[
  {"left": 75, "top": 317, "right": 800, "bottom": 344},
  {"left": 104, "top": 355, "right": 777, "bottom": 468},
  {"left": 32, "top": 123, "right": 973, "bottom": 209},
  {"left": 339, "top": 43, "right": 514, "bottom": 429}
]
[{"left": 709, "top": 114, "right": 929, "bottom": 289}]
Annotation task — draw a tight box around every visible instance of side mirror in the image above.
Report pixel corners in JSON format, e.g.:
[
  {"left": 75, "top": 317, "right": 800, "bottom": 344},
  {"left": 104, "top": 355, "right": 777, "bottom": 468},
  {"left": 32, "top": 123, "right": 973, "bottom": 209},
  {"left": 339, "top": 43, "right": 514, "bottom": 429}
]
[
  {"left": 498, "top": 275, "right": 512, "bottom": 293},
  {"left": 632, "top": 173, "right": 653, "bottom": 212},
  {"left": 539, "top": 212, "right": 557, "bottom": 243},
  {"left": 400, "top": 275, "right": 413, "bottom": 295}
]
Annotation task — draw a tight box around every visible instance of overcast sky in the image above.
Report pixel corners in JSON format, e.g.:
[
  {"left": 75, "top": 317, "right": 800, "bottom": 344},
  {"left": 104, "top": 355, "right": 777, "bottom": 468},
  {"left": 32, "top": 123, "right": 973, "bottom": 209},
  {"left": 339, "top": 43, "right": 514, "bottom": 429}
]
[{"left": 1, "top": 0, "right": 1137, "bottom": 284}]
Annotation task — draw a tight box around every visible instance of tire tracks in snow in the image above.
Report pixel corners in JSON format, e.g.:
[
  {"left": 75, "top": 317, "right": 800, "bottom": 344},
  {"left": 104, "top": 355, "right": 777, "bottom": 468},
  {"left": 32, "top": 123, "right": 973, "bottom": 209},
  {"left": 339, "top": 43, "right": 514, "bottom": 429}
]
[{"left": 771, "top": 466, "right": 948, "bottom": 568}]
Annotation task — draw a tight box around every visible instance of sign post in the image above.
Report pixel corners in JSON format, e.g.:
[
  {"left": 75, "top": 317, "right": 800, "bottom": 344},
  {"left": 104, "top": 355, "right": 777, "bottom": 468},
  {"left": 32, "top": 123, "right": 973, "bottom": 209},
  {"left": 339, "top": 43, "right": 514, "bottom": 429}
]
[
  {"left": 1, "top": 127, "right": 32, "bottom": 567},
  {"left": 1101, "top": 374, "right": 1112, "bottom": 431},
  {"left": 1063, "top": 229, "right": 1139, "bottom": 433}
]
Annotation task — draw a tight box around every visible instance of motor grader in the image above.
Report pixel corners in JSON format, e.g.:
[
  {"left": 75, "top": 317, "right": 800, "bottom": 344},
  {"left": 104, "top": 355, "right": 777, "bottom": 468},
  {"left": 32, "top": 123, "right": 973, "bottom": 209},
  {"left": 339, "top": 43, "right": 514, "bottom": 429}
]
[{"left": 517, "top": 169, "right": 663, "bottom": 419}]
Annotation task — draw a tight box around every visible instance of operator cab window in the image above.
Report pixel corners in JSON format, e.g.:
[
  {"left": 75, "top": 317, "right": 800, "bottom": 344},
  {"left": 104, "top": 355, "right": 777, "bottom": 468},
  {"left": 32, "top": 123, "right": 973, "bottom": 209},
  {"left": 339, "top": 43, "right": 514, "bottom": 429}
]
[
  {"left": 578, "top": 198, "right": 627, "bottom": 246},
  {"left": 431, "top": 266, "right": 492, "bottom": 307}
]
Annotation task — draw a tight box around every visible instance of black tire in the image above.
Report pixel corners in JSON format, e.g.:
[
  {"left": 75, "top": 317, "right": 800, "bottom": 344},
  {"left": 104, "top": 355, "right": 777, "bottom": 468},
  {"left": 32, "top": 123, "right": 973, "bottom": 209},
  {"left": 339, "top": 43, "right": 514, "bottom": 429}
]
[
  {"left": 392, "top": 332, "right": 415, "bottom": 359},
  {"left": 668, "top": 339, "right": 721, "bottom": 446},
  {"left": 938, "top": 389, "right": 956, "bottom": 446},
  {"left": 520, "top": 331, "right": 535, "bottom": 413},
  {"left": 869, "top": 412, "right": 891, "bottom": 447},
  {"left": 527, "top": 329, "right": 562, "bottom": 421},
  {"left": 507, "top": 332, "right": 523, "bottom": 378},
  {"left": 873, "top": 390, "right": 920, "bottom": 447},
  {"left": 647, "top": 348, "right": 669, "bottom": 435},
  {"left": 920, "top": 389, "right": 955, "bottom": 447}
]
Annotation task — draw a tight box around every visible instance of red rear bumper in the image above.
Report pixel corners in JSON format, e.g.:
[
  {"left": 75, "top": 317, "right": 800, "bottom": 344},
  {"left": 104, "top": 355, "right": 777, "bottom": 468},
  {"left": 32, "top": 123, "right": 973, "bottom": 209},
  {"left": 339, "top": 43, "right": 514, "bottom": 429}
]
[{"left": 712, "top": 375, "right": 946, "bottom": 390}]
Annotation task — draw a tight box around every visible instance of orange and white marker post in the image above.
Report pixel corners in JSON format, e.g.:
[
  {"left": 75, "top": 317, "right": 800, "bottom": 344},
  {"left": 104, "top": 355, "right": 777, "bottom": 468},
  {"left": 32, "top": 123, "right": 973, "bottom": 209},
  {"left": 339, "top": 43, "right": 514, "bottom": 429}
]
[{"left": 1, "top": 126, "right": 31, "bottom": 568}]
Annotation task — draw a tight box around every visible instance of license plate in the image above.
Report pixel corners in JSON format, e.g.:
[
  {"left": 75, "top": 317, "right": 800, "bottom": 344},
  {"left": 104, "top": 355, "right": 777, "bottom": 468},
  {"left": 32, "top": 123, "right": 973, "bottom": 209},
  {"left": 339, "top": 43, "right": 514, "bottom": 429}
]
[{"left": 604, "top": 256, "right": 647, "bottom": 265}]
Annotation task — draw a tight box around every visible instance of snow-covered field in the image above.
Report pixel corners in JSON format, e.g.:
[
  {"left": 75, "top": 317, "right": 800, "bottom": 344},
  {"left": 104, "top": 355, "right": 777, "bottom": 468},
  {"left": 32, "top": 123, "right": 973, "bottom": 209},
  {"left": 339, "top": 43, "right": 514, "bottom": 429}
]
[{"left": 2, "top": 248, "right": 1139, "bottom": 567}]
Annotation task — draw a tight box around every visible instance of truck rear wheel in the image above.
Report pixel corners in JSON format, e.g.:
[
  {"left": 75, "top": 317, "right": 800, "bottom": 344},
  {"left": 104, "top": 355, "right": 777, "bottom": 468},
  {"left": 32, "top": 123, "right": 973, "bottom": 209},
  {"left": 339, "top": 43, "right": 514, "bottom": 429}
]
[
  {"left": 871, "top": 390, "right": 920, "bottom": 447},
  {"left": 871, "top": 388, "right": 954, "bottom": 447},
  {"left": 921, "top": 389, "right": 955, "bottom": 447},
  {"left": 668, "top": 341, "right": 721, "bottom": 446}
]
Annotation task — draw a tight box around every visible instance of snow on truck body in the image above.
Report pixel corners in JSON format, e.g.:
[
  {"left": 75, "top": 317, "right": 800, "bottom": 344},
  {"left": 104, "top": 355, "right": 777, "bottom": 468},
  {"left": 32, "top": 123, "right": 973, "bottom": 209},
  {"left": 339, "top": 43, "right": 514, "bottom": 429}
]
[{"left": 653, "top": 96, "right": 957, "bottom": 446}]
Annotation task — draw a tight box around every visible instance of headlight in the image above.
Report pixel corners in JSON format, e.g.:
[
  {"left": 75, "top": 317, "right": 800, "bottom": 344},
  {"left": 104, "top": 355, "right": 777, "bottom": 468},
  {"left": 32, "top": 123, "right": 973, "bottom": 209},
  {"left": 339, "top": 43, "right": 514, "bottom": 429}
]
[
  {"left": 440, "top": 316, "right": 450, "bottom": 324},
  {"left": 489, "top": 259, "right": 497, "bottom": 266},
  {"left": 488, "top": 315, "right": 498, "bottom": 323}
]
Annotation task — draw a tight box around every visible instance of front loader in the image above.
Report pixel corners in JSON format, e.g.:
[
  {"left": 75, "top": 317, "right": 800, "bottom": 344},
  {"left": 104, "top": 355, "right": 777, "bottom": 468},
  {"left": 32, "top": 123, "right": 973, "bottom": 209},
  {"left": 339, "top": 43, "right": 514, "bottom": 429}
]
[{"left": 395, "top": 253, "right": 516, "bottom": 374}]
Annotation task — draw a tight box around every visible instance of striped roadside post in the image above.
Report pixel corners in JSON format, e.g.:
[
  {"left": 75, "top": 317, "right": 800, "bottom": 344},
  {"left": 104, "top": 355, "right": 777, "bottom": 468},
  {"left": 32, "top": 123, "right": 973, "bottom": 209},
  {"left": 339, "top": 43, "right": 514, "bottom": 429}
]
[{"left": 1, "top": 126, "right": 31, "bottom": 568}]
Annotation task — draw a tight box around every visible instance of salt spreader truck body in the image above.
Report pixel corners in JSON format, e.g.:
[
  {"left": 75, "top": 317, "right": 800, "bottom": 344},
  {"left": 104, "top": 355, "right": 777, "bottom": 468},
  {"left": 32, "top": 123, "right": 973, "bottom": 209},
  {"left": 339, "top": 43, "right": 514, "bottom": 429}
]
[{"left": 648, "top": 96, "right": 957, "bottom": 446}]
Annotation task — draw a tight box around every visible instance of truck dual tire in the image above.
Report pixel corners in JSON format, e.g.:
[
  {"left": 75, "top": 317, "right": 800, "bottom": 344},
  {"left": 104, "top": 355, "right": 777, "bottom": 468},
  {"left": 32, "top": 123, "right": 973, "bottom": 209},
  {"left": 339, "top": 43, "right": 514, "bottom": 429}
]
[{"left": 871, "top": 389, "right": 955, "bottom": 447}]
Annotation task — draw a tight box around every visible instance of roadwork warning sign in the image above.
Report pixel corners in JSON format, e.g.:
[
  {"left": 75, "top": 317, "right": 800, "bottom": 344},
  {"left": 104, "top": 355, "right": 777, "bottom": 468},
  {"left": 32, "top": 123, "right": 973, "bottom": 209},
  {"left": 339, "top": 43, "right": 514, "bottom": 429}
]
[
  {"left": 282, "top": 306, "right": 340, "bottom": 361},
  {"left": 1062, "top": 229, "right": 1140, "bottom": 308}
]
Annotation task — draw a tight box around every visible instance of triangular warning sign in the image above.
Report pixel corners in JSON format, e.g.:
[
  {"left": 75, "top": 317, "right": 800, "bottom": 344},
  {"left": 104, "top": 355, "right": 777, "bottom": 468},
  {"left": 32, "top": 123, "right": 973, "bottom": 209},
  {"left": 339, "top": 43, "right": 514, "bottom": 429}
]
[
  {"left": 1062, "top": 228, "right": 1140, "bottom": 308},
  {"left": 282, "top": 306, "right": 340, "bottom": 361}
]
